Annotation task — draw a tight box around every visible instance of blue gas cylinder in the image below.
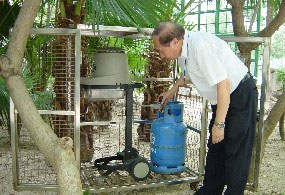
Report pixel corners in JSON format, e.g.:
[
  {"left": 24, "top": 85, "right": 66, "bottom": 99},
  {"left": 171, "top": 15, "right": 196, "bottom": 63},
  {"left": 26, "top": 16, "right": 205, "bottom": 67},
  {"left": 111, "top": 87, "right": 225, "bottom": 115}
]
[{"left": 150, "top": 101, "right": 187, "bottom": 174}]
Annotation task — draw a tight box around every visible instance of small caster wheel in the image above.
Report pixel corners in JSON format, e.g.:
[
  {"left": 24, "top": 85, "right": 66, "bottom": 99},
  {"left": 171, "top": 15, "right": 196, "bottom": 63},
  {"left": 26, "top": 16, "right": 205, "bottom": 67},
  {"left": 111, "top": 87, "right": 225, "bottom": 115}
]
[{"left": 130, "top": 158, "right": 150, "bottom": 181}]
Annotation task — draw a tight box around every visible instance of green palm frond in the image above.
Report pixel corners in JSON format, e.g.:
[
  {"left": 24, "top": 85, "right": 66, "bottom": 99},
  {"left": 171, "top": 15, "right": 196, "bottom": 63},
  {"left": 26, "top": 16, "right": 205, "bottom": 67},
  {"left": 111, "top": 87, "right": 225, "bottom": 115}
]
[
  {"left": 22, "top": 66, "right": 54, "bottom": 110},
  {"left": 86, "top": 0, "right": 176, "bottom": 28},
  {"left": 0, "top": 77, "right": 9, "bottom": 129}
]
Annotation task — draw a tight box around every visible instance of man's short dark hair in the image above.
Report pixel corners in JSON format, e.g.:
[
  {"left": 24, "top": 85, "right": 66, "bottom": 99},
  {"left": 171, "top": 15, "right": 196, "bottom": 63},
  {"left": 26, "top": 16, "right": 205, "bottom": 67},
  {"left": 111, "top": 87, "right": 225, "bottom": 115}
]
[{"left": 152, "top": 22, "right": 185, "bottom": 46}]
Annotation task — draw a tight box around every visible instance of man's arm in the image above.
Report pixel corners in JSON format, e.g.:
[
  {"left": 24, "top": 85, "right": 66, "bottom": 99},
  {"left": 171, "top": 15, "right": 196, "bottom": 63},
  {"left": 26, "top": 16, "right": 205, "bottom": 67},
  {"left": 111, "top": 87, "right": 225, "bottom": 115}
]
[
  {"left": 212, "top": 79, "right": 230, "bottom": 144},
  {"left": 160, "top": 76, "right": 190, "bottom": 105}
]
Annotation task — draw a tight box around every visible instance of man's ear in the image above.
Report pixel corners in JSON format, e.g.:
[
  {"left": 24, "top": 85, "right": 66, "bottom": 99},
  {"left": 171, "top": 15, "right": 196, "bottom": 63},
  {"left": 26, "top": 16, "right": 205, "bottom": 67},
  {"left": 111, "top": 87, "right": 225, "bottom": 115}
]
[{"left": 170, "top": 38, "right": 179, "bottom": 46}]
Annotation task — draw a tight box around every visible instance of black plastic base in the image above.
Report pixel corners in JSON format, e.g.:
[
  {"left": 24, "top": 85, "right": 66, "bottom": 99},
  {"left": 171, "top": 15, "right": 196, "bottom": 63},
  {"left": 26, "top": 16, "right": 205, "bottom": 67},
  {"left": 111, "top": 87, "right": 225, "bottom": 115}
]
[{"left": 94, "top": 147, "right": 150, "bottom": 181}]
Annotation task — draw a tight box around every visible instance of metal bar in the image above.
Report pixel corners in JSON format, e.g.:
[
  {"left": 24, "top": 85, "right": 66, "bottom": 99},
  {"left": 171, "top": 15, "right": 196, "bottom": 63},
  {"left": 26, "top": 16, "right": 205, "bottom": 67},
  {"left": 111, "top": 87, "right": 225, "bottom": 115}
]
[
  {"left": 181, "top": 0, "right": 185, "bottom": 9},
  {"left": 77, "top": 24, "right": 152, "bottom": 39},
  {"left": 30, "top": 28, "right": 79, "bottom": 35},
  {"left": 130, "top": 78, "right": 174, "bottom": 82},
  {"left": 17, "top": 184, "right": 58, "bottom": 191},
  {"left": 80, "top": 31, "right": 150, "bottom": 39},
  {"left": 198, "top": 99, "right": 208, "bottom": 178},
  {"left": 187, "top": 125, "right": 201, "bottom": 134},
  {"left": 257, "top": 5, "right": 261, "bottom": 32},
  {"left": 219, "top": 36, "right": 266, "bottom": 43},
  {"left": 253, "top": 38, "right": 270, "bottom": 190},
  {"left": 80, "top": 121, "right": 125, "bottom": 126},
  {"left": 74, "top": 29, "right": 81, "bottom": 167},
  {"left": 254, "top": 47, "right": 260, "bottom": 77},
  {"left": 198, "top": 0, "right": 201, "bottom": 31},
  {"left": 37, "top": 110, "right": 75, "bottom": 115},
  {"left": 77, "top": 24, "right": 153, "bottom": 34},
  {"left": 133, "top": 120, "right": 153, "bottom": 124},
  {"left": 10, "top": 98, "right": 19, "bottom": 189},
  {"left": 125, "top": 87, "right": 133, "bottom": 153},
  {"left": 173, "top": 60, "right": 177, "bottom": 85},
  {"left": 215, "top": 0, "right": 220, "bottom": 34},
  {"left": 88, "top": 175, "right": 200, "bottom": 194}
]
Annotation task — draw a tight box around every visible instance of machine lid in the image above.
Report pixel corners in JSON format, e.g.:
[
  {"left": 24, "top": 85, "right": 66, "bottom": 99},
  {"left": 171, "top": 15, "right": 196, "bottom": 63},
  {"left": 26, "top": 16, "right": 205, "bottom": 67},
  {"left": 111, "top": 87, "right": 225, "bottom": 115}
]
[{"left": 94, "top": 47, "right": 125, "bottom": 53}]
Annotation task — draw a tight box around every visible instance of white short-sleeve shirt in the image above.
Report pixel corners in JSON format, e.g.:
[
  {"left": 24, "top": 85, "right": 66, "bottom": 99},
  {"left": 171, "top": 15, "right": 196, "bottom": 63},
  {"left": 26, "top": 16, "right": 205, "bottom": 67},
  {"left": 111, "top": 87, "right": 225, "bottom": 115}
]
[{"left": 178, "top": 31, "right": 248, "bottom": 105}]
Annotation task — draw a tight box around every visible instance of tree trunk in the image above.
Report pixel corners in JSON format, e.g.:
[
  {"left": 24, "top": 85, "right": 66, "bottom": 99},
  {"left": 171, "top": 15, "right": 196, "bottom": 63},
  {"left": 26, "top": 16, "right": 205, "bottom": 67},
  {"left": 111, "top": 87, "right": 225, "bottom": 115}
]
[
  {"left": 248, "top": 92, "right": 285, "bottom": 184},
  {"left": 229, "top": 1, "right": 252, "bottom": 67},
  {"left": 263, "top": 92, "right": 285, "bottom": 147},
  {"left": 228, "top": 0, "right": 285, "bottom": 190},
  {"left": 0, "top": 1, "right": 82, "bottom": 194}
]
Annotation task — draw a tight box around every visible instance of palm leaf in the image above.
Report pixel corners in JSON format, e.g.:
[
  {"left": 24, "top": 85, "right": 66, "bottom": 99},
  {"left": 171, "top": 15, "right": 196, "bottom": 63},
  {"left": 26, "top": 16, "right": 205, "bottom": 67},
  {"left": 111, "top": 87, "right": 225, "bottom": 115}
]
[
  {"left": 0, "top": 77, "right": 9, "bottom": 129},
  {"left": 88, "top": 0, "right": 175, "bottom": 28}
]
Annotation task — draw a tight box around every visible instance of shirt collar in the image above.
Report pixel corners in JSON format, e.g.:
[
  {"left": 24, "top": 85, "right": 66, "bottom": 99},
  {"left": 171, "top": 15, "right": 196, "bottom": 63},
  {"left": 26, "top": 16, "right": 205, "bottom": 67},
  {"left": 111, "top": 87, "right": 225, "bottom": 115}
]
[{"left": 180, "top": 31, "right": 188, "bottom": 59}]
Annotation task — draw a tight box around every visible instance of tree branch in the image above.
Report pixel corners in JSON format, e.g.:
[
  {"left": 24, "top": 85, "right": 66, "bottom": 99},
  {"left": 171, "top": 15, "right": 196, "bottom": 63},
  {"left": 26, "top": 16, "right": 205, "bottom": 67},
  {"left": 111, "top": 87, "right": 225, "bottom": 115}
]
[
  {"left": 6, "top": 0, "right": 41, "bottom": 73},
  {"left": 227, "top": 0, "right": 246, "bottom": 7},
  {"left": 248, "top": 0, "right": 262, "bottom": 34},
  {"left": 227, "top": 0, "right": 235, "bottom": 6},
  {"left": 257, "top": 0, "right": 285, "bottom": 37},
  {"left": 264, "top": 92, "right": 285, "bottom": 140},
  {"left": 247, "top": 0, "right": 285, "bottom": 51},
  {"left": 228, "top": 0, "right": 248, "bottom": 37}
]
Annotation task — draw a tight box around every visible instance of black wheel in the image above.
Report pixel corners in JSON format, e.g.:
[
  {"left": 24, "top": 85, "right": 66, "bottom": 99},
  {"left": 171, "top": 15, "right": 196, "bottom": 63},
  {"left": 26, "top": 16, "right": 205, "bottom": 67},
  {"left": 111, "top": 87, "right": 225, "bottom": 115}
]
[{"left": 130, "top": 158, "right": 150, "bottom": 181}]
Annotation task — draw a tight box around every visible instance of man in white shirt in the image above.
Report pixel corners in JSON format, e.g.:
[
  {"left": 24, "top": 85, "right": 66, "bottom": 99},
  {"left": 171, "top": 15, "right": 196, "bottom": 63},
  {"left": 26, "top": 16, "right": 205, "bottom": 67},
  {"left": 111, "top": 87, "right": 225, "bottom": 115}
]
[{"left": 152, "top": 22, "right": 258, "bottom": 195}]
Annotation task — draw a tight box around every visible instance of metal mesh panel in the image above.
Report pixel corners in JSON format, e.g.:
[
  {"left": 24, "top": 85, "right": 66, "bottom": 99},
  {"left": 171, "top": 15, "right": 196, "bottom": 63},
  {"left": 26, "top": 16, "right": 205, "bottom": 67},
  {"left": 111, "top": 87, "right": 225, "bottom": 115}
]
[
  {"left": 51, "top": 35, "right": 75, "bottom": 111},
  {"left": 16, "top": 113, "right": 75, "bottom": 185},
  {"left": 0, "top": 127, "right": 12, "bottom": 190},
  {"left": 12, "top": 31, "right": 78, "bottom": 187},
  {"left": 24, "top": 34, "right": 76, "bottom": 111},
  {"left": 176, "top": 86, "right": 205, "bottom": 174}
]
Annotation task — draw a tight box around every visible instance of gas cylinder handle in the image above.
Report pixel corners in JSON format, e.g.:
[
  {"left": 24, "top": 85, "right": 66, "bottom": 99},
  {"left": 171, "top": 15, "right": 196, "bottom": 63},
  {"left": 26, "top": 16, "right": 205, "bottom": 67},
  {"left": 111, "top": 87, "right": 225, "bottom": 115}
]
[{"left": 167, "top": 108, "right": 181, "bottom": 116}]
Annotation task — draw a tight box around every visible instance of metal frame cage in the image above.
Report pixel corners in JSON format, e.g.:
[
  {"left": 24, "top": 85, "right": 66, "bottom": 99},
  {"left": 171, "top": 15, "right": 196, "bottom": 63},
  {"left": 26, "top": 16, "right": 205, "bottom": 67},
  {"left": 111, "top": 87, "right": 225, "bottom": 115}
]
[{"left": 9, "top": 26, "right": 269, "bottom": 193}]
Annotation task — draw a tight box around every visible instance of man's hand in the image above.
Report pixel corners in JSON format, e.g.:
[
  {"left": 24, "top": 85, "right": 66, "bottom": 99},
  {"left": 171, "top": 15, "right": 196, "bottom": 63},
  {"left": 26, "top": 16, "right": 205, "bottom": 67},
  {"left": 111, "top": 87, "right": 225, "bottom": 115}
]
[
  {"left": 159, "top": 91, "right": 174, "bottom": 106},
  {"left": 211, "top": 125, "right": 224, "bottom": 144}
]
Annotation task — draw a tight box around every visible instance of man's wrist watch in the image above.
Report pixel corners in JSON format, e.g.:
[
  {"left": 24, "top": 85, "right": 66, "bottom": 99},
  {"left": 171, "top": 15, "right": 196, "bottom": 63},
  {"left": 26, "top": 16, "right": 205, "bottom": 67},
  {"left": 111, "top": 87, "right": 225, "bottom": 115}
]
[{"left": 214, "top": 121, "right": 225, "bottom": 129}]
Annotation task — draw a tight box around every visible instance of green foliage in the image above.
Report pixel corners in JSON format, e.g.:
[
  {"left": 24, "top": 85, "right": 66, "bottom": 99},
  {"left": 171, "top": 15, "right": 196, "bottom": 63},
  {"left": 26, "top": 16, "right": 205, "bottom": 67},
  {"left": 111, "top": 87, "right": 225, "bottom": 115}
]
[
  {"left": 0, "top": 77, "right": 9, "bottom": 129},
  {"left": 124, "top": 39, "right": 149, "bottom": 78},
  {"left": 22, "top": 66, "right": 54, "bottom": 110},
  {"left": 276, "top": 67, "right": 285, "bottom": 91},
  {"left": 268, "top": 0, "right": 283, "bottom": 15},
  {"left": 87, "top": 0, "right": 176, "bottom": 28},
  {"left": 0, "top": 0, "right": 21, "bottom": 41},
  {"left": 83, "top": 189, "right": 90, "bottom": 195},
  {"left": 31, "top": 91, "right": 54, "bottom": 110},
  {"left": 25, "top": 34, "right": 54, "bottom": 92},
  {"left": 271, "top": 25, "right": 285, "bottom": 59}
]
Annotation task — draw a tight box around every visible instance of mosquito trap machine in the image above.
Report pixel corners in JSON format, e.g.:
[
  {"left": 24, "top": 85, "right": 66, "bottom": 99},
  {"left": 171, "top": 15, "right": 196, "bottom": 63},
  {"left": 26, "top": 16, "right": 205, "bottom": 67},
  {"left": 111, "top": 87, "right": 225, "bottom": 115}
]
[{"left": 81, "top": 48, "right": 150, "bottom": 181}]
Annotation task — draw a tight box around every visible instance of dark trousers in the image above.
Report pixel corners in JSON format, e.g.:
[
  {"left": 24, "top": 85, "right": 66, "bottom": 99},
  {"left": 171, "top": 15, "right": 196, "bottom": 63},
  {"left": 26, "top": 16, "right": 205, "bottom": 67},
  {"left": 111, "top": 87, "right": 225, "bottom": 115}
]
[{"left": 196, "top": 76, "right": 258, "bottom": 195}]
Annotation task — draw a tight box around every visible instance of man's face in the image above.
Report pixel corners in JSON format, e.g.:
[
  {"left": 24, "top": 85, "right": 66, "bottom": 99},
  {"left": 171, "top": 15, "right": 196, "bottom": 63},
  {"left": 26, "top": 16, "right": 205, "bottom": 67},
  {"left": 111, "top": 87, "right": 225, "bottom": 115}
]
[{"left": 153, "top": 35, "right": 183, "bottom": 60}]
